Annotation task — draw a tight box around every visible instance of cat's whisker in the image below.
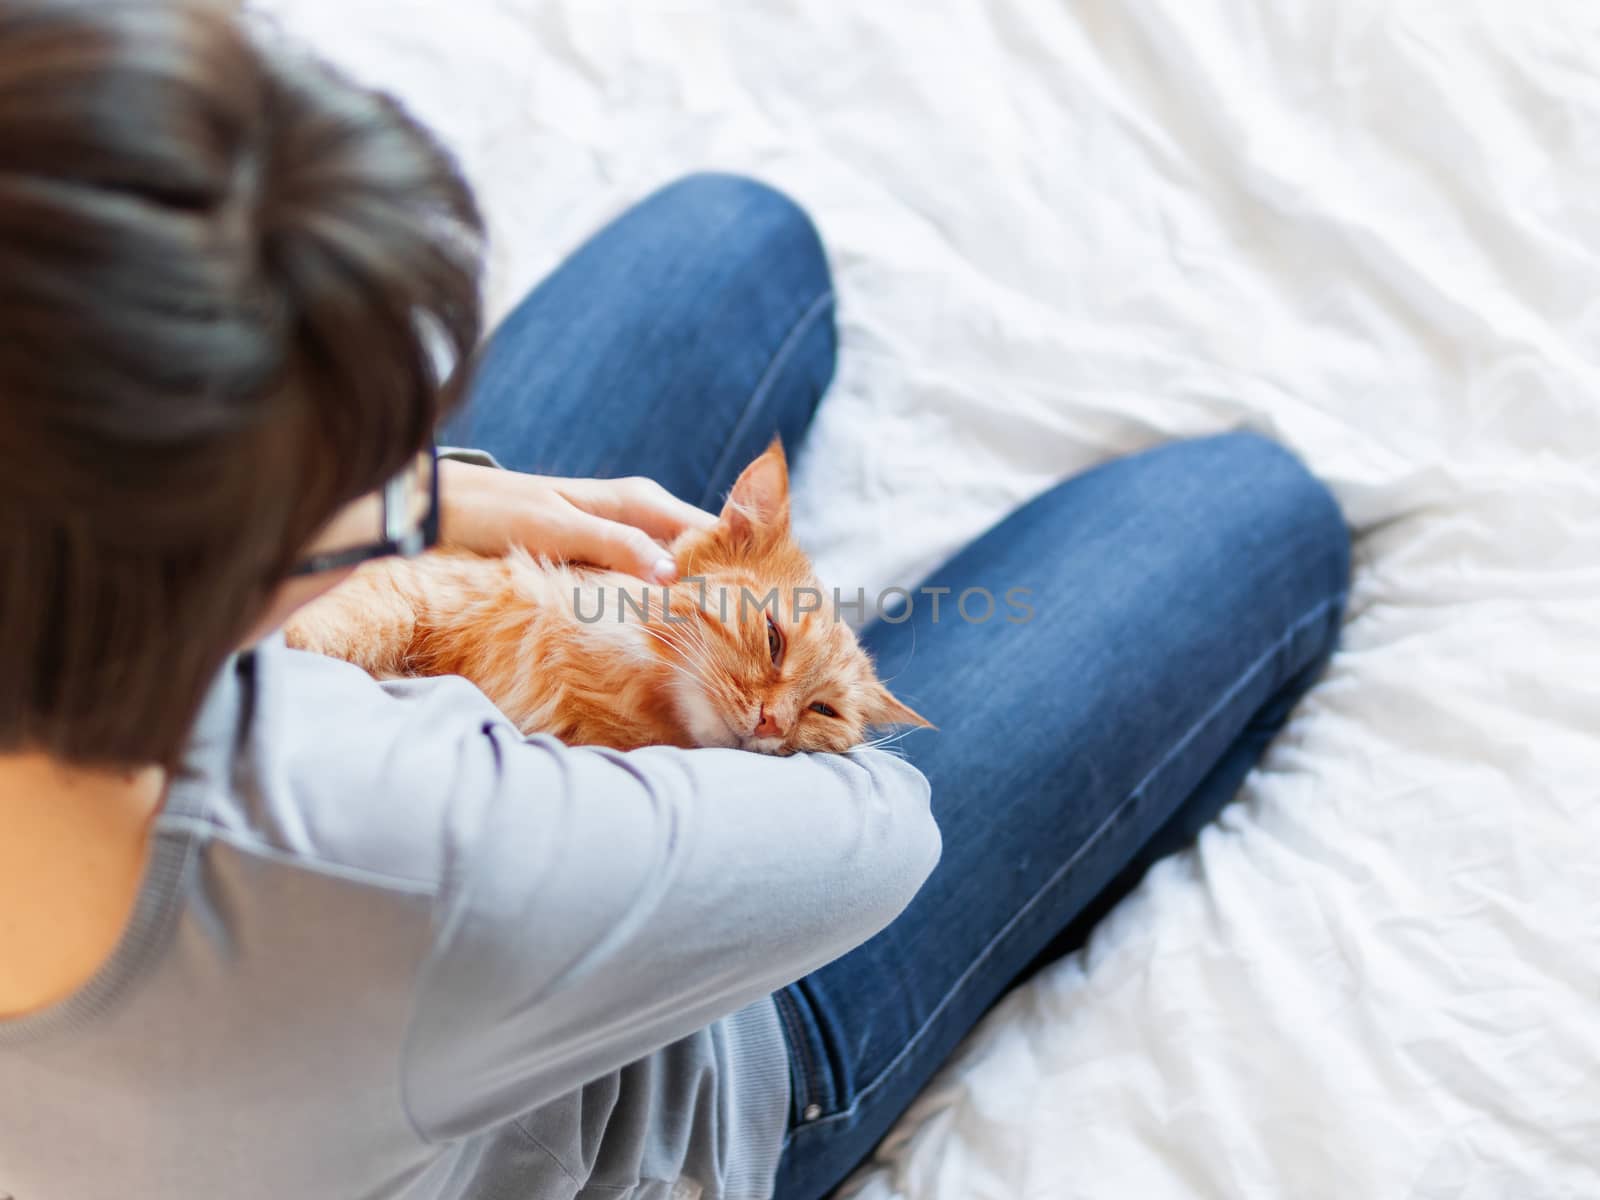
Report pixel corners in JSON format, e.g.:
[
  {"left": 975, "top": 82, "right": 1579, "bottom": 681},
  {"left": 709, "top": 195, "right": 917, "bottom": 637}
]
[
  {"left": 852, "top": 738, "right": 910, "bottom": 761},
  {"left": 640, "top": 610, "right": 709, "bottom": 649},
  {"left": 642, "top": 658, "right": 716, "bottom": 697},
  {"left": 641, "top": 652, "right": 708, "bottom": 689},
  {"left": 874, "top": 616, "right": 920, "bottom": 689},
  {"left": 634, "top": 628, "right": 703, "bottom": 670},
  {"left": 635, "top": 623, "right": 707, "bottom": 664},
  {"left": 634, "top": 625, "right": 718, "bottom": 690},
  {"left": 634, "top": 619, "right": 696, "bottom": 649},
  {"left": 854, "top": 727, "right": 919, "bottom": 754}
]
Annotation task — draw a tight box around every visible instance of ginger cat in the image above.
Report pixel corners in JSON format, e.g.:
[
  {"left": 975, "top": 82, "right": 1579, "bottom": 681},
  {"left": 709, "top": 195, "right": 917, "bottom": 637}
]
[{"left": 285, "top": 442, "right": 929, "bottom": 754}]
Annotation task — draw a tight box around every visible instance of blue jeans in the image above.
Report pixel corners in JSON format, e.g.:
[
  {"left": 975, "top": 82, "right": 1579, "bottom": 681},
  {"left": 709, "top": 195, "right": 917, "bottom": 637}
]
[{"left": 449, "top": 174, "right": 1351, "bottom": 1200}]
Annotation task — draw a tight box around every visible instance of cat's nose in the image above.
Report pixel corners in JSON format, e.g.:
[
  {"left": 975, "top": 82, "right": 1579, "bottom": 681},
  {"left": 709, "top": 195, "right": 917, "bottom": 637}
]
[{"left": 754, "top": 704, "right": 785, "bottom": 739}]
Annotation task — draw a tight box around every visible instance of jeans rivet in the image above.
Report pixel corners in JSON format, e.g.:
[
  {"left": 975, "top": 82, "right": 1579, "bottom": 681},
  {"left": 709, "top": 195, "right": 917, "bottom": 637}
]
[{"left": 803, "top": 1103, "right": 823, "bottom": 1122}]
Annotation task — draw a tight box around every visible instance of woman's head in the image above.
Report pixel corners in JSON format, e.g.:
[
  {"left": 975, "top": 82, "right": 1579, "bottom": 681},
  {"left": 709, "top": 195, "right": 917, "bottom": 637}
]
[{"left": 0, "top": 0, "right": 484, "bottom": 768}]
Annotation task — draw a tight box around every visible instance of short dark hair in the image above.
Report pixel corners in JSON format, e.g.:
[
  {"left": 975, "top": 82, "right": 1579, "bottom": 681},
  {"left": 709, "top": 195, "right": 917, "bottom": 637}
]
[{"left": 0, "top": 0, "right": 484, "bottom": 768}]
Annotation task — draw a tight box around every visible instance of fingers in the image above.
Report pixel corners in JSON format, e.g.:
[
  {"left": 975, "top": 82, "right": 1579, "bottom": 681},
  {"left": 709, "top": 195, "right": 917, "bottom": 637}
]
[
  {"left": 562, "top": 509, "right": 680, "bottom": 584},
  {"left": 435, "top": 461, "right": 710, "bottom": 582},
  {"left": 560, "top": 477, "right": 718, "bottom": 542}
]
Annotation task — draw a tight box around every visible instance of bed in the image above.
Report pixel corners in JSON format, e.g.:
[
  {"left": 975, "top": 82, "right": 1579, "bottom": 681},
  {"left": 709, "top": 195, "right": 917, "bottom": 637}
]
[{"left": 263, "top": 2, "right": 1600, "bottom": 1195}]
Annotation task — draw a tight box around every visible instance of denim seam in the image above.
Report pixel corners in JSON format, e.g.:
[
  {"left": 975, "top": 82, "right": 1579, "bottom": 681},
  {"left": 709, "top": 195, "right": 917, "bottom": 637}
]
[
  {"left": 696, "top": 288, "right": 835, "bottom": 510},
  {"left": 772, "top": 986, "right": 821, "bottom": 1120},
  {"left": 797, "top": 590, "right": 1347, "bottom": 1133}
]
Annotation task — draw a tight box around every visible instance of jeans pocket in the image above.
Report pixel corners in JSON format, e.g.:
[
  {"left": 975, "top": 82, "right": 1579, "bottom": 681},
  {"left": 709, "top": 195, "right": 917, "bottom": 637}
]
[{"left": 772, "top": 985, "right": 836, "bottom": 1127}]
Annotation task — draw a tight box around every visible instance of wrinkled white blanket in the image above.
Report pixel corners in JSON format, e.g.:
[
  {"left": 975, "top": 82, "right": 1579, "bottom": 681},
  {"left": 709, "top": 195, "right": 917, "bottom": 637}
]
[{"left": 268, "top": 2, "right": 1600, "bottom": 1195}]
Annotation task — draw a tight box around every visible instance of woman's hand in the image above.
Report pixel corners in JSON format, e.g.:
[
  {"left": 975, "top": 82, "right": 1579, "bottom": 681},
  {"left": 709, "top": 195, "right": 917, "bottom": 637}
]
[{"left": 438, "top": 459, "right": 717, "bottom": 584}]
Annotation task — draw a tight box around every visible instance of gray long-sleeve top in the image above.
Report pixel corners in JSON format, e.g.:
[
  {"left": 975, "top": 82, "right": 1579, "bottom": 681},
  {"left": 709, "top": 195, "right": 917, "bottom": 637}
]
[{"left": 0, "top": 634, "right": 939, "bottom": 1200}]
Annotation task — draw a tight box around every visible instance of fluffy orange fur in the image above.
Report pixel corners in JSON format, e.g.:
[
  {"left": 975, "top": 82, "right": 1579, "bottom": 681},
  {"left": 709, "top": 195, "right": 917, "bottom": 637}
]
[{"left": 284, "top": 441, "right": 929, "bottom": 754}]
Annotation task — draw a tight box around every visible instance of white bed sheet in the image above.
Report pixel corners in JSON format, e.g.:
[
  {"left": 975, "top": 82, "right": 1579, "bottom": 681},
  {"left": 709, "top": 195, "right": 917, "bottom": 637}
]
[{"left": 266, "top": 2, "right": 1600, "bottom": 1196}]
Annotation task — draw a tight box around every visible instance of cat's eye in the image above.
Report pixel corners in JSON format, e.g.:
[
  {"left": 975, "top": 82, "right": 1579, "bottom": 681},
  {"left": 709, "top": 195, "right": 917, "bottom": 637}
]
[
  {"left": 766, "top": 614, "right": 785, "bottom": 667},
  {"left": 810, "top": 702, "right": 840, "bottom": 718}
]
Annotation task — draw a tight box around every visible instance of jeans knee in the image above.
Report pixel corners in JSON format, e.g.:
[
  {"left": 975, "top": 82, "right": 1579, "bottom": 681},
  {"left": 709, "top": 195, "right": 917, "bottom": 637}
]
[
  {"left": 644, "top": 172, "right": 833, "bottom": 304},
  {"left": 1208, "top": 431, "right": 1351, "bottom": 620}
]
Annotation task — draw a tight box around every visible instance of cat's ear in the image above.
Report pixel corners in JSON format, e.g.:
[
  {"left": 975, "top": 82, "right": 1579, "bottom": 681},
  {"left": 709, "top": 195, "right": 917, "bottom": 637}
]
[
  {"left": 863, "top": 685, "right": 934, "bottom": 730},
  {"left": 721, "top": 439, "right": 791, "bottom": 539}
]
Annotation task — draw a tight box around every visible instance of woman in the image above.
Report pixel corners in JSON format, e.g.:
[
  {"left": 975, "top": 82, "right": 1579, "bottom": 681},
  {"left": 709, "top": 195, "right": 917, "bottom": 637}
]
[{"left": 0, "top": 4, "right": 1349, "bottom": 1199}]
